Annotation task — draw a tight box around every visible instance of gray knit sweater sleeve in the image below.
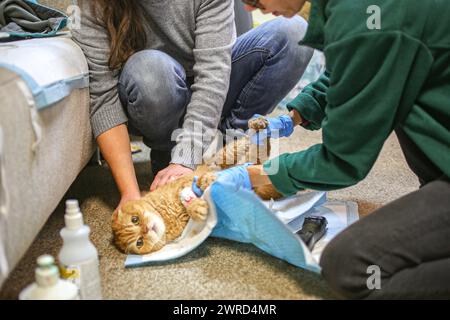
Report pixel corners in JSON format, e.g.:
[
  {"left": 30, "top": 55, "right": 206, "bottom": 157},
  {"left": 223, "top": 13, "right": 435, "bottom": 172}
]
[
  {"left": 171, "top": 0, "right": 235, "bottom": 168},
  {"left": 71, "top": 0, "right": 235, "bottom": 170},
  {"left": 71, "top": 4, "right": 127, "bottom": 139}
]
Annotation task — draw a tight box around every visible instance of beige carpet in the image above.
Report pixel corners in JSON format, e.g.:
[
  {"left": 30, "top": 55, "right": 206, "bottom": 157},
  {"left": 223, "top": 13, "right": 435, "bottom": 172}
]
[
  {"left": 0, "top": 0, "right": 421, "bottom": 302},
  {"left": 0, "top": 123, "right": 419, "bottom": 300}
]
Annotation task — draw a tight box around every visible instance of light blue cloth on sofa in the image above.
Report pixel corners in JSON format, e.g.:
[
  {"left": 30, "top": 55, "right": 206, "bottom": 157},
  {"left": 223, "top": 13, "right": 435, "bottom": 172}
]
[{"left": 0, "top": 35, "right": 89, "bottom": 152}]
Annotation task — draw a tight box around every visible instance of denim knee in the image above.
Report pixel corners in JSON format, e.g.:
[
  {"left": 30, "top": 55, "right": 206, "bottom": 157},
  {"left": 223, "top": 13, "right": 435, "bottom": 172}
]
[
  {"left": 260, "top": 16, "right": 314, "bottom": 69},
  {"left": 255, "top": 16, "right": 314, "bottom": 89},
  {"left": 119, "top": 50, "right": 190, "bottom": 148}
]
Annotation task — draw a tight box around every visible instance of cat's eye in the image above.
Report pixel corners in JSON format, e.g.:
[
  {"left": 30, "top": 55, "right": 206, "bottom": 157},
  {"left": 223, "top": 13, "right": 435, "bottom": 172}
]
[
  {"left": 131, "top": 216, "right": 140, "bottom": 225},
  {"left": 136, "top": 237, "right": 144, "bottom": 248}
]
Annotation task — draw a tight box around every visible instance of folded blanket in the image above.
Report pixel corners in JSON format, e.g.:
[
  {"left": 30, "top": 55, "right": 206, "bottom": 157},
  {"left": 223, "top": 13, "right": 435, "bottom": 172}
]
[{"left": 0, "top": 0, "right": 66, "bottom": 38}]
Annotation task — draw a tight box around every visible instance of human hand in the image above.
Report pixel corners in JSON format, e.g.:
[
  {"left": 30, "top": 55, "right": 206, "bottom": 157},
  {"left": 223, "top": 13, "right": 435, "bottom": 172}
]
[
  {"left": 115, "top": 192, "right": 142, "bottom": 214},
  {"left": 150, "top": 163, "right": 194, "bottom": 191},
  {"left": 249, "top": 114, "right": 294, "bottom": 144}
]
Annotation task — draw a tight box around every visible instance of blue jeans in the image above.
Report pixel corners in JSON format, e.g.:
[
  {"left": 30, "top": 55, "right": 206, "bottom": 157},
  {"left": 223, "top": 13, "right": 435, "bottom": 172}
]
[{"left": 119, "top": 17, "right": 313, "bottom": 153}]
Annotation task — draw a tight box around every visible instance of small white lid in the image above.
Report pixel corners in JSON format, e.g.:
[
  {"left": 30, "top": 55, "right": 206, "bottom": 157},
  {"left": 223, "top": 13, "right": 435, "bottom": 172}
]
[
  {"left": 35, "top": 255, "right": 59, "bottom": 287},
  {"left": 65, "top": 199, "right": 83, "bottom": 229}
]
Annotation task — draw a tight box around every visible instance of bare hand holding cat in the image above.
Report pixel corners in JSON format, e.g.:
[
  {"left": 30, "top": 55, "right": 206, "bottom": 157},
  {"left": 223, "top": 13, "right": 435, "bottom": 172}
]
[
  {"left": 115, "top": 193, "right": 142, "bottom": 215},
  {"left": 150, "top": 163, "right": 194, "bottom": 191}
]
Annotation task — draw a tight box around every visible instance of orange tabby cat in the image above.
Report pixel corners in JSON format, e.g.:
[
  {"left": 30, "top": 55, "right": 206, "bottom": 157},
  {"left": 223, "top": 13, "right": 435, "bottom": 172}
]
[{"left": 112, "top": 116, "right": 282, "bottom": 255}]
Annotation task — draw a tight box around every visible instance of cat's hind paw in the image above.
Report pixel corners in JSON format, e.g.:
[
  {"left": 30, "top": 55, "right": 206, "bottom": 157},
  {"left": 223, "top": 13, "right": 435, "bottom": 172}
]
[
  {"left": 187, "top": 198, "right": 209, "bottom": 221},
  {"left": 248, "top": 116, "right": 269, "bottom": 131}
]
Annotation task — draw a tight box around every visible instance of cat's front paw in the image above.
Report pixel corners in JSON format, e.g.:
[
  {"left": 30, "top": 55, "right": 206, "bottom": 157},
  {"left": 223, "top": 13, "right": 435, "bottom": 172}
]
[
  {"left": 187, "top": 198, "right": 209, "bottom": 221},
  {"left": 196, "top": 172, "right": 217, "bottom": 192}
]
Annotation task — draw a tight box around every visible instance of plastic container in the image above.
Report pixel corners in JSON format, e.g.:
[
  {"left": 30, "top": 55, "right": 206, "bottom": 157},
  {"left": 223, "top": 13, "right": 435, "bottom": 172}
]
[
  {"left": 19, "top": 255, "right": 79, "bottom": 300},
  {"left": 58, "top": 200, "right": 102, "bottom": 300}
]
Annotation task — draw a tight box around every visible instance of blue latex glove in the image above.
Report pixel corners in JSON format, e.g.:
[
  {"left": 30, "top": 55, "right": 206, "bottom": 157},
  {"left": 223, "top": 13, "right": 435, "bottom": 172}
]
[
  {"left": 192, "top": 164, "right": 253, "bottom": 197},
  {"left": 192, "top": 177, "right": 203, "bottom": 197},
  {"left": 216, "top": 164, "right": 253, "bottom": 191},
  {"left": 249, "top": 114, "right": 294, "bottom": 145}
]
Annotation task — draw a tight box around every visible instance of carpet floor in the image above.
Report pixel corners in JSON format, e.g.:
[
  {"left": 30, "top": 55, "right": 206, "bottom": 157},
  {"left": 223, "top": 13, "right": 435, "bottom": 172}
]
[{"left": 0, "top": 122, "right": 419, "bottom": 300}]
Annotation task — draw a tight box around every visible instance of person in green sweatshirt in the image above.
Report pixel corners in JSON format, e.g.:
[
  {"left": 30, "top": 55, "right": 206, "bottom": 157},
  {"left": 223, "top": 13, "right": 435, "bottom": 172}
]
[{"left": 217, "top": 0, "right": 450, "bottom": 299}]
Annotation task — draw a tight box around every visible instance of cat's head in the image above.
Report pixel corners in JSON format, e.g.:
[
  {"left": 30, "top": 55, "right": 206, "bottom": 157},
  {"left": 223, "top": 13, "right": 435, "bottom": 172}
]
[{"left": 112, "top": 199, "right": 166, "bottom": 254}]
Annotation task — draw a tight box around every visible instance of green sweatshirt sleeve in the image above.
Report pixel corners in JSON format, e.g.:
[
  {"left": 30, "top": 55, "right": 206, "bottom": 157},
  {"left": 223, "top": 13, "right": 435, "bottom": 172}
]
[
  {"left": 287, "top": 71, "right": 330, "bottom": 131},
  {"left": 265, "top": 32, "right": 432, "bottom": 195}
]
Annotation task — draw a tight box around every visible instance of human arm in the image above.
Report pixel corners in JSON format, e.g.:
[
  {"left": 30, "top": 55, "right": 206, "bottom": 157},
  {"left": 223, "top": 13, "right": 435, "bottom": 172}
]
[
  {"left": 71, "top": 2, "right": 128, "bottom": 140},
  {"left": 170, "top": 0, "right": 235, "bottom": 169},
  {"left": 264, "top": 33, "right": 432, "bottom": 195},
  {"left": 286, "top": 71, "right": 330, "bottom": 131},
  {"left": 97, "top": 125, "right": 141, "bottom": 208},
  {"left": 71, "top": 4, "right": 140, "bottom": 206}
]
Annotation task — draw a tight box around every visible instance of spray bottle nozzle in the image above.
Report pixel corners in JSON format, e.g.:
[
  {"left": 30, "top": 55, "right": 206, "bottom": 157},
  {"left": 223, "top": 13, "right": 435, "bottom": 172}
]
[
  {"left": 66, "top": 200, "right": 79, "bottom": 212},
  {"left": 64, "top": 199, "right": 83, "bottom": 229}
]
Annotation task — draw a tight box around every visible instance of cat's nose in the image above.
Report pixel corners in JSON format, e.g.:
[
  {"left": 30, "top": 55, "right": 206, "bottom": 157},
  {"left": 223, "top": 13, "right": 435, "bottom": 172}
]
[{"left": 142, "top": 224, "right": 149, "bottom": 234}]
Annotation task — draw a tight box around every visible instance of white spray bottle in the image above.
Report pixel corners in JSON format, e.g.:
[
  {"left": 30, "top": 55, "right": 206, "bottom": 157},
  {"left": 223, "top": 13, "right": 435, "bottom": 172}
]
[
  {"left": 19, "top": 255, "right": 79, "bottom": 300},
  {"left": 58, "top": 199, "right": 102, "bottom": 300}
]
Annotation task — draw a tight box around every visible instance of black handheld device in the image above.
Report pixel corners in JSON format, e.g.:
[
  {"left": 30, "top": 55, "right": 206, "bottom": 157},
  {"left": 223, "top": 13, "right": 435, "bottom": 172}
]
[{"left": 296, "top": 216, "right": 328, "bottom": 251}]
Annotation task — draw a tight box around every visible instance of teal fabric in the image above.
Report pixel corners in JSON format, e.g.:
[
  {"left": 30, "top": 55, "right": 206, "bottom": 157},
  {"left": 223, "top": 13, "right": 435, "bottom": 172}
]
[
  {"left": 0, "top": 63, "right": 89, "bottom": 110},
  {"left": 0, "top": 0, "right": 67, "bottom": 40}
]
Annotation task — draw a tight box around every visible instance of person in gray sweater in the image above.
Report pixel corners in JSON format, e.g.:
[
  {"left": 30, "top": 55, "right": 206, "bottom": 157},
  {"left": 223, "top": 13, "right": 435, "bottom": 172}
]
[{"left": 72, "top": 0, "right": 313, "bottom": 210}]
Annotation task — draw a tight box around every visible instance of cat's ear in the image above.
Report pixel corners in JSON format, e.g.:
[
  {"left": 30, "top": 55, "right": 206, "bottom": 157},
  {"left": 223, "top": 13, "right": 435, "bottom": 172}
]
[
  {"left": 111, "top": 209, "right": 121, "bottom": 234},
  {"left": 122, "top": 200, "right": 144, "bottom": 214},
  {"left": 112, "top": 208, "right": 120, "bottom": 224}
]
